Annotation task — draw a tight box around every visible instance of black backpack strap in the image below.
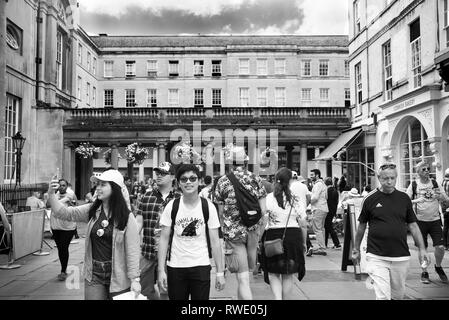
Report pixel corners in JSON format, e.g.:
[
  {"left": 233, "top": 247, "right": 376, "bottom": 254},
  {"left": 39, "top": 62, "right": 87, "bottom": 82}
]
[
  {"left": 168, "top": 198, "right": 181, "bottom": 261},
  {"left": 412, "top": 180, "right": 417, "bottom": 200},
  {"left": 431, "top": 179, "right": 439, "bottom": 189},
  {"left": 201, "top": 197, "right": 212, "bottom": 259}
]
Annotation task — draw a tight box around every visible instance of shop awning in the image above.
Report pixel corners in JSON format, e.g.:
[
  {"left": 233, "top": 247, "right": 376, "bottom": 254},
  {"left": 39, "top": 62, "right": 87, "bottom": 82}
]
[{"left": 314, "top": 128, "right": 362, "bottom": 161}]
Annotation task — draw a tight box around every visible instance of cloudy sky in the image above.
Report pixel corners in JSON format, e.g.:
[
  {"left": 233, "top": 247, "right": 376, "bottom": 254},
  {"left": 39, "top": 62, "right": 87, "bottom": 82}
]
[{"left": 79, "top": 0, "right": 348, "bottom": 36}]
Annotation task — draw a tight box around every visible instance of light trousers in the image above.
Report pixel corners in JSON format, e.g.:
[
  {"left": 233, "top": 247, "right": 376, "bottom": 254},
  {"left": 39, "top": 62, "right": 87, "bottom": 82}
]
[
  {"left": 365, "top": 255, "right": 409, "bottom": 300},
  {"left": 312, "top": 209, "right": 328, "bottom": 250}
]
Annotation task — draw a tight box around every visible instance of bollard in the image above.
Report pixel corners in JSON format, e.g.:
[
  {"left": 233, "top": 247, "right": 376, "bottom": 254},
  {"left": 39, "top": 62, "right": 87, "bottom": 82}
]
[{"left": 348, "top": 203, "right": 361, "bottom": 280}]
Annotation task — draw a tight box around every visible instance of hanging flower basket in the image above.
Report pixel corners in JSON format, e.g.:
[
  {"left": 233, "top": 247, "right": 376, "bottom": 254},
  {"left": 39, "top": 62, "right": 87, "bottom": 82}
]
[
  {"left": 103, "top": 148, "right": 122, "bottom": 165},
  {"left": 75, "top": 142, "right": 100, "bottom": 159},
  {"left": 125, "top": 142, "right": 150, "bottom": 165},
  {"left": 173, "top": 142, "right": 202, "bottom": 164},
  {"left": 260, "top": 147, "right": 278, "bottom": 165}
]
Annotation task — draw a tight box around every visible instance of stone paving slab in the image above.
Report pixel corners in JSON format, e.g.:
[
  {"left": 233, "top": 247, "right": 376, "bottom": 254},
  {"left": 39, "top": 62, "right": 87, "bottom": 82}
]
[
  {"left": 0, "top": 280, "right": 47, "bottom": 297},
  {"left": 297, "top": 281, "right": 376, "bottom": 300}
]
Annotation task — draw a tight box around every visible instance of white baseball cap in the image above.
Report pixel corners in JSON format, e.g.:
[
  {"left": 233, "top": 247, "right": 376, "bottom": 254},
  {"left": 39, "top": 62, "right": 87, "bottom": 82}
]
[
  {"left": 90, "top": 170, "right": 131, "bottom": 210},
  {"left": 90, "top": 169, "right": 125, "bottom": 188}
]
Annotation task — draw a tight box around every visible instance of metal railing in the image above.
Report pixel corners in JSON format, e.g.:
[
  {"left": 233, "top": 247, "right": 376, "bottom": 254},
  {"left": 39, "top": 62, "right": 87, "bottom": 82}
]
[{"left": 0, "top": 183, "right": 48, "bottom": 211}]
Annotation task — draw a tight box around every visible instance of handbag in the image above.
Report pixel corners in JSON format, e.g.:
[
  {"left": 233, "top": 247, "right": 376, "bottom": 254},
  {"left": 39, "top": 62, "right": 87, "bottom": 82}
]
[{"left": 263, "top": 201, "right": 293, "bottom": 258}]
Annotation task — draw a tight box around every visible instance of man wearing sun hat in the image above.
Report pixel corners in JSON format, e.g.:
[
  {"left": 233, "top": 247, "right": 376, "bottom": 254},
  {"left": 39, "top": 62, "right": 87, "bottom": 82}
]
[
  {"left": 442, "top": 168, "right": 449, "bottom": 250},
  {"left": 406, "top": 161, "right": 449, "bottom": 284},
  {"left": 135, "top": 162, "right": 180, "bottom": 300}
]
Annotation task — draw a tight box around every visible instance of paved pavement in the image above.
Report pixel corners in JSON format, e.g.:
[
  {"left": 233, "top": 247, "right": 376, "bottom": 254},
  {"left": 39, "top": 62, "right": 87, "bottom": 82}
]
[{"left": 0, "top": 224, "right": 448, "bottom": 300}]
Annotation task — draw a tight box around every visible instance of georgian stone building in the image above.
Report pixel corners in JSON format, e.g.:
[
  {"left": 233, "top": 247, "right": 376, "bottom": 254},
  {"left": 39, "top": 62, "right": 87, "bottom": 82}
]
[
  {"left": 1, "top": 0, "right": 351, "bottom": 198},
  {"left": 342, "top": 0, "right": 449, "bottom": 191}
]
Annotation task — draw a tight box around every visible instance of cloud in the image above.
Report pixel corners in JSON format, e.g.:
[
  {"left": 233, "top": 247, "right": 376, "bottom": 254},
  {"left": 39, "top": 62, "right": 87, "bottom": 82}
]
[
  {"left": 298, "top": 0, "right": 348, "bottom": 35},
  {"left": 79, "top": 0, "right": 305, "bottom": 35}
]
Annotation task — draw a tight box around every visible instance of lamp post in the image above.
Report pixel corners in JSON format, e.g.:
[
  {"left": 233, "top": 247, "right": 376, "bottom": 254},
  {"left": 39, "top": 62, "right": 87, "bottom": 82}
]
[{"left": 12, "top": 131, "right": 26, "bottom": 187}]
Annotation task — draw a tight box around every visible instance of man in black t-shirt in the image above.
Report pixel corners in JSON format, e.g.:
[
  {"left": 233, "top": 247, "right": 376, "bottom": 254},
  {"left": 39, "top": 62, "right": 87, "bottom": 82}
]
[{"left": 352, "top": 163, "right": 429, "bottom": 300}]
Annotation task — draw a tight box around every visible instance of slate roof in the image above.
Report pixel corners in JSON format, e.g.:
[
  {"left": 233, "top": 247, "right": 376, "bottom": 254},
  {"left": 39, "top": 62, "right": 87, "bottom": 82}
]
[{"left": 90, "top": 35, "right": 348, "bottom": 49}]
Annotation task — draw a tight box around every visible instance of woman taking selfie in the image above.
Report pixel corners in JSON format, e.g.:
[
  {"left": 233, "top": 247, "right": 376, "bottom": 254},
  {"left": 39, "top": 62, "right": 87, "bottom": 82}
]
[
  {"left": 261, "top": 167, "right": 307, "bottom": 300},
  {"left": 47, "top": 169, "right": 141, "bottom": 300}
]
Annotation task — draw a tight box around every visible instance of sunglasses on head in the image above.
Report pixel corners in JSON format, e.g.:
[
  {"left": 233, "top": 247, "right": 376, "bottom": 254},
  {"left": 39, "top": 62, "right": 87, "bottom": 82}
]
[
  {"left": 379, "top": 163, "right": 396, "bottom": 170},
  {"left": 179, "top": 176, "right": 198, "bottom": 183}
]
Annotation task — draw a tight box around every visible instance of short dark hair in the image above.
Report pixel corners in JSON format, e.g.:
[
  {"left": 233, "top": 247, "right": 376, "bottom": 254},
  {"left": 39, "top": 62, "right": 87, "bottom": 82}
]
[
  {"left": 58, "top": 179, "right": 68, "bottom": 185},
  {"left": 310, "top": 169, "right": 321, "bottom": 177},
  {"left": 176, "top": 164, "right": 200, "bottom": 181},
  {"left": 204, "top": 175, "right": 212, "bottom": 185},
  {"left": 124, "top": 176, "right": 131, "bottom": 181}
]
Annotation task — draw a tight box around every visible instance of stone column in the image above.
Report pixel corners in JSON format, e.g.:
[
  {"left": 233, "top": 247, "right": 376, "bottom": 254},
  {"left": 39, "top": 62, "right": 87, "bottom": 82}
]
[
  {"left": 110, "top": 144, "right": 119, "bottom": 169},
  {"left": 300, "top": 143, "right": 308, "bottom": 179},
  {"left": 285, "top": 145, "right": 293, "bottom": 169},
  {"left": 0, "top": 0, "right": 6, "bottom": 181},
  {"left": 204, "top": 143, "right": 214, "bottom": 178},
  {"left": 158, "top": 143, "right": 166, "bottom": 163},
  {"left": 249, "top": 142, "right": 258, "bottom": 175},
  {"left": 314, "top": 147, "right": 320, "bottom": 159},
  {"left": 63, "top": 142, "right": 73, "bottom": 183},
  {"left": 220, "top": 149, "right": 225, "bottom": 176},
  {"left": 138, "top": 163, "right": 145, "bottom": 183},
  {"left": 152, "top": 146, "right": 158, "bottom": 179}
]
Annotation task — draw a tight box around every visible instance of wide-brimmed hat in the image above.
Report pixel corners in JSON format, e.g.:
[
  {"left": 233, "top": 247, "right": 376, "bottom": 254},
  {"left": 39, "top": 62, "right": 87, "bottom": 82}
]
[
  {"left": 348, "top": 188, "right": 360, "bottom": 197},
  {"left": 153, "top": 162, "right": 174, "bottom": 174}
]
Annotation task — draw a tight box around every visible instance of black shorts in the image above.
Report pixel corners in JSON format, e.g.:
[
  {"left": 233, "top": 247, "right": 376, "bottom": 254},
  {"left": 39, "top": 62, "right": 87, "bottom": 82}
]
[
  {"left": 417, "top": 220, "right": 443, "bottom": 248},
  {"left": 167, "top": 265, "right": 211, "bottom": 300}
]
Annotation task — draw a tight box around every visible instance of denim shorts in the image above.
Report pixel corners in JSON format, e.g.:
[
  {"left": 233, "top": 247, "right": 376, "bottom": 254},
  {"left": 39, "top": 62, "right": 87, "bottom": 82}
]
[{"left": 92, "top": 260, "right": 112, "bottom": 286}]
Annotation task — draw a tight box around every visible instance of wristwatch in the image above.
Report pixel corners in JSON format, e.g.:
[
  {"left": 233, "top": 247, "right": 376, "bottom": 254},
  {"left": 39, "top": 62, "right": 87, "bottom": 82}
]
[{"left": 133, "top": 277, "right": 140, "bottom": 282}]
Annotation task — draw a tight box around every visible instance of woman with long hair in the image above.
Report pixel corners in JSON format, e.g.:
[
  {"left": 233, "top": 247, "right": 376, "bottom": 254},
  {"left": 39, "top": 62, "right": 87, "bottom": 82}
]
[
  {"left": 261, "top": 167, "right": 306, "bottom": 300},
  {"left": 47, "top": 169, "right": 141, "bottom": 300}
]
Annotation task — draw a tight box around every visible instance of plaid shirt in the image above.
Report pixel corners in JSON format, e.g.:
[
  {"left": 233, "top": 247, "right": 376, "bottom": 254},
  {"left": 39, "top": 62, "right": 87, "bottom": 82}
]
[{"left": 135, "top": 188, "right": 180, "bottom": 260}]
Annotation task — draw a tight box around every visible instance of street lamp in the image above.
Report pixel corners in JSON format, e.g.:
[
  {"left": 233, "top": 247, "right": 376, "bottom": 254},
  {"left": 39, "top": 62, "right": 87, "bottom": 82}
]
[{"left": 11, "top": 131, "right": 26, "bottom": 186}]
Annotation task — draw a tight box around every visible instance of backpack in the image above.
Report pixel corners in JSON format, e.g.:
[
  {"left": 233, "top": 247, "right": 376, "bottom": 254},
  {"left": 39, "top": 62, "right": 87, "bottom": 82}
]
[
  {"left": 412, "top": 179, "right": 439, "bottom": 199},
  {"left": 412, "top": 179, "right": 440, "bottom": 214},
  {"left": 227, "top": 171, "right": 262, "bottom": 228},
  {"left": 167, "top": 197, "right": 212, "bottom": 261}
]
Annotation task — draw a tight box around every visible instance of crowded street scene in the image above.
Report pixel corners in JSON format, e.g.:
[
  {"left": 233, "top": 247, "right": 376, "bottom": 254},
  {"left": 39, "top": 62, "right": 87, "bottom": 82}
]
[{"left": 1, "top": 0, "right": 449, "bottom": 304}]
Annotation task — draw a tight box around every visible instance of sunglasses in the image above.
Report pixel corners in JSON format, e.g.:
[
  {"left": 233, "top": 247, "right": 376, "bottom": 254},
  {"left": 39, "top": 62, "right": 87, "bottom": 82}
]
[
  {"left": 379, "top": 164, "right": 396, "bottom": 170},
  {"left": 155, "top": 171, "right": 169, "bottom": 177},
  {"left": 179, "top": 176, "right": 198, "bottom": 183},
  {"left": 421, "top": 167, "right": 430, "bottom": 172}
]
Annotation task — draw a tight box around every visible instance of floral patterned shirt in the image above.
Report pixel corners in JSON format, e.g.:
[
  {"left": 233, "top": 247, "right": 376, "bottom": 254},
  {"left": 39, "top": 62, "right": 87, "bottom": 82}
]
[{"left": 214, "top": 169, "right": 267, "bottom": 241}]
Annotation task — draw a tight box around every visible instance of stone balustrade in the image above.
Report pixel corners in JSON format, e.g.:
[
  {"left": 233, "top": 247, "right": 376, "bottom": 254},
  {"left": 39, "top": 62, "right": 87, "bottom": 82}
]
[{"left": 69, "top": 107, "right": 350, "bottom": 120}]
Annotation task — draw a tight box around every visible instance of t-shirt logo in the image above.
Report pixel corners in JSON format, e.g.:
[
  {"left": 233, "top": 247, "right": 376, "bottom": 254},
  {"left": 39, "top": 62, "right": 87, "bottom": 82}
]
[
  {"left": 376, "top": 203, "right": 383, "bottom": 208},
  {"left": 423, "top": 188, "right": 434, "bottom": 200},
  {"left": 175, "top": 217, "right": 203, "bottom": 239},
  {"left": 182, "top": 220, "right": 200, "bottom": 236}
]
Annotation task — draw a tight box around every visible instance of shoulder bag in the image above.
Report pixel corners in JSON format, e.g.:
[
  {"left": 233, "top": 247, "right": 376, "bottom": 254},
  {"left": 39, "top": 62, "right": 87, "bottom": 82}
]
[{"left": 263, "top": 200, "right": 293, "bottom": 258}]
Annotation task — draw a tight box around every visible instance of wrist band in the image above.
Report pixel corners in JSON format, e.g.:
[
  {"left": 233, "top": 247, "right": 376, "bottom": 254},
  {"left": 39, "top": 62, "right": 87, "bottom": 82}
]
[{"left": 216, "top": 272, "right": 224, "bottom": 277}]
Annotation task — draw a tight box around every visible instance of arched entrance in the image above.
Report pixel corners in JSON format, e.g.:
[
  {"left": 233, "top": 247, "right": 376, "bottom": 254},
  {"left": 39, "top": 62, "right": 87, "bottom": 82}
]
[
  {"left": 442, "top": 116, "right": 449, "bottom": 172},
  {"left": 392, "top": 117, "right": 435, "bottom": 189}
]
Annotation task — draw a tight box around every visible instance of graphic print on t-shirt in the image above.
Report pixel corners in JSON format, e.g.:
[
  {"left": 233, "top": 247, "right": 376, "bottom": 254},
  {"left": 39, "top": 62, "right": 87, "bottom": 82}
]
[
  {"left": 175, "top": 217, "right": 204, "bottom": 239},
  {"left": 419, "top": 186, "right": 435, "bottom": 200}
]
